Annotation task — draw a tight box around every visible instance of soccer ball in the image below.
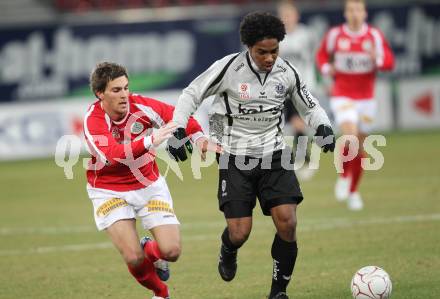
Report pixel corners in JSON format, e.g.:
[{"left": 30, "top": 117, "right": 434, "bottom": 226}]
[{"left": 351, "top": 266, "right": 392, "bottom": 299}]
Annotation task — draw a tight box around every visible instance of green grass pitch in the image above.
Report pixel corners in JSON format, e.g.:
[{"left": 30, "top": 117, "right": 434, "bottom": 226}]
[{"left": 0, "top": 131, "right": 439, "bottom": 299}]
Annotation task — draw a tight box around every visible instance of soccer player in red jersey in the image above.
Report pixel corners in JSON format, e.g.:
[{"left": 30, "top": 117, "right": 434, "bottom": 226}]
[
  {"left": 84, "top": 62, "right": 221, "bottom": 299},
  {"left": 316, "top": 0, "right": 394, "bottom": 210}
]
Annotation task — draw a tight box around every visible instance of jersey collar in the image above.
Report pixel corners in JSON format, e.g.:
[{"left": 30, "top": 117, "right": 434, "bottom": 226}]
[
  {"left": 246, "top": 51, "right": 271, "bottom": 86},
  {"left": 342, "top": 23, "right": 368, "bottom": 37}
]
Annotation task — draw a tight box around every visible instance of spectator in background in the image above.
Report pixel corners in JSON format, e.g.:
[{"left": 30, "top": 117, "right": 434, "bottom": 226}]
[
  {"left": 278, "top": 0, "right": 319, "bottom": 181},
  {"left": 316, "top": 0, "right": 394, "bottom": 210}
]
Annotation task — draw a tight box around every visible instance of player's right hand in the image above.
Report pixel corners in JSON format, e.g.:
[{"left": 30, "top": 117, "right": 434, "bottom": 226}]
[
  {"left": 152, "top": 122, "right": 178, "bottom": 147},
  {"left": 166, "top": 126, "right": 193, "bottom": 162}
]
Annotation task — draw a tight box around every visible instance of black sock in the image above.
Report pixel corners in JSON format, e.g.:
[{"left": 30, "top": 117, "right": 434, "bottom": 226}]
[
  {"left": 270, "top": 234, "right": 298, "bottom": 297},
  {"left": 221, "top": 227, "right": 241, "bottom": 262}
]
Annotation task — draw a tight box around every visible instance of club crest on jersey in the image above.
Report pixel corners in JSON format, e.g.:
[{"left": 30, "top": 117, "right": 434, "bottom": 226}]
[
  {"left": 238, "top": 83, "right": 251, "bottom": 99},
  {"left": 338, "top": 38, "right": 351, "bottom": 51},
  {"left": 111, "top": 127, "right": 120, "bottom": 139},
  {"left": 130, "top": 121, "right": 144, "bottom": 134},
  {"left": 275, "top": 83, "right": 285, "bottom": 95},
  {"left": 362, "top": 40, "right": 373, "bottom": 51}
]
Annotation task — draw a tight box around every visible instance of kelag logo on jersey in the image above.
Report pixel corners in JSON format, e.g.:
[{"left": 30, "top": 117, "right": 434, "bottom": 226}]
[
  {"left": 300, "top": 86, "right": 316, "bottom": 108},
  {"left": 237, "top": 104, "right": 282, "bottom": 115}
]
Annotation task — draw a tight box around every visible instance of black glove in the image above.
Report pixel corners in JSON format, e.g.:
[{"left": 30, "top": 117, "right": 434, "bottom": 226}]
[
  {"left": 315, "top": 124, "right": 335, "bottom": 153},
  {"left": 166, "top": 127, "right": 193, "bottom": 162}
]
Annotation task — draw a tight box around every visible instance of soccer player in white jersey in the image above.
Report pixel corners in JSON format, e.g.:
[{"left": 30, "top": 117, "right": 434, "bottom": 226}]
[
  {"left": 167, "top": 12, "right": 335, "bottom": 299},
  {"left": 316, "top": 0, "right": 394, "bottom": 210},
  {"left": 278, "top": 0, "right": 319, "bottom": 180},
  {"left": 84, "top": 62, "right": 220, "bottom": 299}
]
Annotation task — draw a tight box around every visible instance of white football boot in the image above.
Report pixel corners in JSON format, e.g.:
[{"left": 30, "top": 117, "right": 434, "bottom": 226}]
[
  {"left": 335, "top": 176, "right": 351, "bottom": 201},
  {"left": 347, "top": 192, "right": 364, "bottom": 211}
]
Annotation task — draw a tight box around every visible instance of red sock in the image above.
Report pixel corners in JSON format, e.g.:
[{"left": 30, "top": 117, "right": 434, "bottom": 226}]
[
  {"left": 127, "top": 257, "right": 169, "bottom": 298},
  {"left": 143, "top": 240, "right": 162, "bottom": 262},
  {"left": 341, "top": 145, "right": 351, "bottom": 178},
  {"left": 349, "top": 154, "right": 364, "bottom": 193}
]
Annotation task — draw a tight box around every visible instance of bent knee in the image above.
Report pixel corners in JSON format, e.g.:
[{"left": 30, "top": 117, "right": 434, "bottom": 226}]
[
  {"left": 287, "top": 217, "right": 298, "bottom": 231},
  {"left": 229, "top": 228, "right": 251, "bottom": 246},
  {"left": 160, "top": 244, "right": 181, "bottom": 262},
  {"left": 124, "top": 250, "right": 145, "bottom": 267},
  {"left": 276, "top": 218, "right": 297, "bottom": 240},
  {"left": 277, "top": 214, "right": 297, "bottom": 230}
]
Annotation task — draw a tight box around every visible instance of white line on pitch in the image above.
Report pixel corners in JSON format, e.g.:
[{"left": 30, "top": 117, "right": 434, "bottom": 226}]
[
  {"left": 1, "top": 213, "right": 440, "bottom": 236},
  {"left": 0, "top": 213, "right": 439, "bottom": 256},
  {"left": 0, "top": 226, "right": 96, "bottom": 235},
  {"left": 0, "top": 242, "right": 114, "bottom": 256}
]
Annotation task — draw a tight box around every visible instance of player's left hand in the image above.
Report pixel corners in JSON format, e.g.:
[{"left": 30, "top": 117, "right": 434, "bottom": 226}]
[
  {"left": 195, "top": 137, "right": 223, "bottom": 161},
  {"left": 315, "top": 124, "right": 335, "bottom": 153},
  {"left": 166, "top": 127, "right": 193, "bottom": 162}
]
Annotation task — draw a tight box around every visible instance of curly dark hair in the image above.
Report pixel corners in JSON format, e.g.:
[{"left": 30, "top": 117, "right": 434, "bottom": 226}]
[
  {"left": 239, "top": 12, "right": 286, "bottom": 47},
  {"left": 90, "top": 62, "right": 128, "bottom": 97}
]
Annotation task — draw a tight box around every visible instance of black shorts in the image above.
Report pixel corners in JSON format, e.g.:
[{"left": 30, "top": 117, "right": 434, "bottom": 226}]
[
  {"left": 284, "top": 99, "right": 299, "bottom": 122},
  {"left": 217, "top": 149, "right": 303, "bottom": 218}
]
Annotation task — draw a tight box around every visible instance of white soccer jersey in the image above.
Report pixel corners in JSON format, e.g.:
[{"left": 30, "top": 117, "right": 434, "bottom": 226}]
[
  {"left": 173, "top": 51, "right": 331, "bottom": 157},
  {"left": 279, "top": 24, "right": 317, "bottom": 91}
]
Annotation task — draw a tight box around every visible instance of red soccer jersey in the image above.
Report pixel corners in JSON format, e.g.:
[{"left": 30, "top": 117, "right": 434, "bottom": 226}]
[
  {"left": 316, "top": 23, "right": 394, "bottom": 100},
  {"left": 84, "top": 93, "right": 203, "bottom": 191}
]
